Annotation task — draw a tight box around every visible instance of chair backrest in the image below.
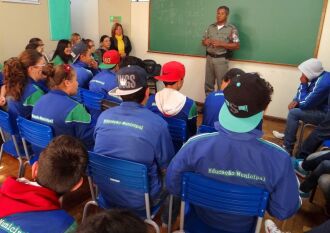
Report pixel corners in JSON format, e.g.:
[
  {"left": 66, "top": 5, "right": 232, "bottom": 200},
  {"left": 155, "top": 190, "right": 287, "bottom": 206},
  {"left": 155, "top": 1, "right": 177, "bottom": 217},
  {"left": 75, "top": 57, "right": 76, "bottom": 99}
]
[
  {"left": 162, "top": 117, "right": 187, "bottom": 152},
  {"left": 88, "top": 151, "right": 149, "bottom": 193},
  {"left": 80, "top": 88, "right": 104, "bottom": 111},
  {"left": 323, "top": 140, "right": 330, "bottom": 148},
  {"left": 179, "top": 172, "right": 269, "bottom": 233},
  {"left": 16, "top": 116, "right": 53, "bottom": 149},
  {"left": 0, "top": 109, "right": 16, "bottom": 135},
  {"left": 197, "top": 125, "right": 216, "bottom": 134}
]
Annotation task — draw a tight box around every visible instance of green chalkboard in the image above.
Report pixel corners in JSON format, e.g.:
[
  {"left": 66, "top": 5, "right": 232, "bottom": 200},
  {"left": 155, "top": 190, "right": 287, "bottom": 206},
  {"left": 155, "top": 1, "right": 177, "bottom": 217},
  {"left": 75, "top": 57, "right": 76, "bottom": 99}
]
[{"left": 149, "top": 0, "right": 326, "bottom": 65}]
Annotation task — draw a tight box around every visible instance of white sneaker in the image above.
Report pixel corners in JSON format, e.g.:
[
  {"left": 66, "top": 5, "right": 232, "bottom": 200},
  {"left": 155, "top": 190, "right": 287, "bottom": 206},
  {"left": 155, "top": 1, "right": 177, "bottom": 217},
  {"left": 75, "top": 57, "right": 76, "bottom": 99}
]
[
  {"left": 265, "top": 219, "right": 283, "bottom": 233},
  {"left": 272, "top": 131, "right": 285, "bottom": 140}
]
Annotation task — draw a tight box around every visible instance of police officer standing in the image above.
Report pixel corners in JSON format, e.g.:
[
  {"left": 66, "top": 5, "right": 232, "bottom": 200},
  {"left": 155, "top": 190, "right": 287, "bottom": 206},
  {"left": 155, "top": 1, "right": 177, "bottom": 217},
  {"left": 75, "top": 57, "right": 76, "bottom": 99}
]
[{"left": 202, "top": 5, "right": 240, "bottom": 96}]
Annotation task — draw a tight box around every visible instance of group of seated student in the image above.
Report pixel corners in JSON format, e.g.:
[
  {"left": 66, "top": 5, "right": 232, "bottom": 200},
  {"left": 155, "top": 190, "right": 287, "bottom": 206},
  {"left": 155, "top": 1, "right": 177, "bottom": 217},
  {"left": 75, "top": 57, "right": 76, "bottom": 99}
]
[{"left": 0, "top": 34, "right": 329, "bottom": 233}]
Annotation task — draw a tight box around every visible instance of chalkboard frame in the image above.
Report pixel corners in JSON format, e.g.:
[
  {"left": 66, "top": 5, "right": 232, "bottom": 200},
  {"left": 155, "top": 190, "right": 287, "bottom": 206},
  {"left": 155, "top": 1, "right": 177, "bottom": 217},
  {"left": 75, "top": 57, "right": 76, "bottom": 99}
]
[{"left": 148, "top": 0, "right": 328, "bottom": 66}]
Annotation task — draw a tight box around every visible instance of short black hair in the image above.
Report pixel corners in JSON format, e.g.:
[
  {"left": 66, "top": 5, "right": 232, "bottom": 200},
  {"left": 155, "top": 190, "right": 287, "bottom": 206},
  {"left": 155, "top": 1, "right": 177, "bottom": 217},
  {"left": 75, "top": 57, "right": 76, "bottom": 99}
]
[
  {"left": 77, "top": 209, "right": 147, "bottom": 233},
  {"left": 163, "top": 81, "right": 177, "bottom": 86},
  {"left": 36, "top": 135, "right": 87, "bottom": 195},
  {"left": 121, "top": 86, "right": 147, "bottom": 103},
  {"left": 218, "top": 5, "right": 230, "bottom": 15},
  {"left": 119, "top": 56, "right": 145, "bottom": 69},
  {"left": 223, "top": 68, "right": 245, "bottom": 82}
]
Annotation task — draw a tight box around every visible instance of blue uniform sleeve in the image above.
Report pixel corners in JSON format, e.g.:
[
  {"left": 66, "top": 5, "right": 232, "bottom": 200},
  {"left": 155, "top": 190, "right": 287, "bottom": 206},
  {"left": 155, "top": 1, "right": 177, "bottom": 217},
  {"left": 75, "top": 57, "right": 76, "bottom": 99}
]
[
  {"left": 294, "top": 83, "right": 309, "bottom": 102},
  {"left": 155, "top": 122, "right": 175, "bottom": 170},
  {"left": 298, "top": 76, "right": 330, "bottom": 110},
  {"left": 166, "top": 143, "right": 195, "bottom": 196},
  {"left": 73, "top": 122, "right": 95, "bottom": 150},
  {"left": 267, "top": 156, "right": 301, "bottom": 219}
]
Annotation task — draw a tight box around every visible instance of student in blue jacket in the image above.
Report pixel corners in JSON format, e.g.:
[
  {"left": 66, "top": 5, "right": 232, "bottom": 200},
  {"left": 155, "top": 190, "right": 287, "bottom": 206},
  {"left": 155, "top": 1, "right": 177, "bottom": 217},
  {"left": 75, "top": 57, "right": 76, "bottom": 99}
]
[
  {"left": 273, "top": 58, "right": 330, "bottom": 155},
  {"left": 72, "top": 41, "right": 100, "bottom": 88},
  {"left": 0, "top": 135, "right": 87, "bottom": 233},
  {"left": 89, "top": 50, "right": 121, "bottom": 103},
  {"left": 32, "top": 64, "right": 95, "bottom": 150},
  {"left": 203, "top": 68, "right": 245, "bottom": 128},
  {"left": 166, "top": 73, "right": 300, "bottom": 232},
  {"left": 4, "top": 50, "right": 47, "bottom": 129},
  {"left": 94, "top": 66, "right": 176, "bottom": 228},
  {"left": 146, "top": 61, "right": 197, "bottom": 138}
]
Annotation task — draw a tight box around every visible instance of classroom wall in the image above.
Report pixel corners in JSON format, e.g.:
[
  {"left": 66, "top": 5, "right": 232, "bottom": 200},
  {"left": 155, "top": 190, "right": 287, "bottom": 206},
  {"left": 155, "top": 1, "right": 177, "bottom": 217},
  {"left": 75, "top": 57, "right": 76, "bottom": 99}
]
[
  {"left": 98, "top": 0, "right": 131, "bottom": 44},
  {"left": 71, "top": 0, "right": 99, "bottom": 44},
  {"left": 0, "top": 0, "right": 58, "bottom": 63},
  {"left": 130, "top": 1, "right": 330, "bottom": 119}
]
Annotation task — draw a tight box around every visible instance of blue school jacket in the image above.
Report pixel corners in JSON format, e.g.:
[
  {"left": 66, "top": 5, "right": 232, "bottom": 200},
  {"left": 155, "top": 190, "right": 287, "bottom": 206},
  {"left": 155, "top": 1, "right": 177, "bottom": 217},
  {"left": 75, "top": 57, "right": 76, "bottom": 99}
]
[
  {"left": 0, "top": 210, "right": 76, "bottom": 233},
  {"left": 166, "top": 122, "right": 300, "bottom": 232},
  {"left": 72, "top": 61, "right": 96, "bottom": 89},
  {"left": 294, "top": 71, "right": 330, "bottom": 111},
  {"left": 202, "top": 90, "right": 225, "bottom": 127},
  {"left": 7, "top": 78, "right": 45, "bottom": 132},
  {"left": 146, "top": 94, "right": 197, "bottom": 138},
  {"left": 89, "top": 69, "right": 121, "bottom": 103},
  {"left": 94, "top": 101, "right": 175, "bottom": 209},
  {"left": 32, "top": 90, "right": 94, "bottom": 150}
]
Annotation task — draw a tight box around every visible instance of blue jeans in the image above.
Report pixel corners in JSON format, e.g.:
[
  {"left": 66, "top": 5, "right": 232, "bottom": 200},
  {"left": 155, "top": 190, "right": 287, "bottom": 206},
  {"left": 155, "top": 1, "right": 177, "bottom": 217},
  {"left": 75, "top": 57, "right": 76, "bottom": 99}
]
[
  {"left": 297, "top": 111, "right": 330, "bottom": 159},
  {"left": 283, "top": 108, "right": 326, "bottom": 154}
]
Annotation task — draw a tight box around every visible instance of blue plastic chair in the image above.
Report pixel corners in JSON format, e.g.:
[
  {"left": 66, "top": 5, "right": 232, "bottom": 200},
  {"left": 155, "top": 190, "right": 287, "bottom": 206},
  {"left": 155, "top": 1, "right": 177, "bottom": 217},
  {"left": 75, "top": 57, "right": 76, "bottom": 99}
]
[
  {"left": 16, "top": 116, "right": 53, "bottom": 176},
  {"left": 163, "top": 117, "right": 187, "bottom": 153},
  {"left": 197, "top": 125, "right": 216, "bottom": 134},
  {"left": 323, "top": 140, "right": 330, "bottom": 149},
  {"left": 174, "top": 172, "right": 269, "bottom": 233},
  {"left": 0, "top": 110, "right": 24, "bottom": 177},
  {"left": 82, "top": 151, "right": 165, "bottom": 233}
]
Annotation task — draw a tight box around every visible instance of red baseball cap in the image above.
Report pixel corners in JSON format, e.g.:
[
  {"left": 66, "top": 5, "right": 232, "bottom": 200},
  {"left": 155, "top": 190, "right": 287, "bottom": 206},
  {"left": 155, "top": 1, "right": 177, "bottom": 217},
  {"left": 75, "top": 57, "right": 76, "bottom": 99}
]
[
  {"left": 99, "top": 50, "right": 121, "bottom": 69},
  {"left": 155, "top": 61, "right": 185, "bottom": 82}
]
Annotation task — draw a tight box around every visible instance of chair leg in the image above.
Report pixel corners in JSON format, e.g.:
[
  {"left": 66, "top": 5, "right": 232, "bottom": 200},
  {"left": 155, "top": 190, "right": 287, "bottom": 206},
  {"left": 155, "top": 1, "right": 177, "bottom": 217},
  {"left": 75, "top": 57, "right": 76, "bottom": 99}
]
[
  {"left": 0, "top": 144, "right": 4, "bottom": 167},
  {"left": 255, "top": 217, "right": 262, "bottom": 233},
  {"left": 144, "top": 219, "right": 160, "bottom": 233},
  {"left": 309, "top": 186, "right": 317, "bottom": 203},
  {"left": 88, "top": 176, "right": 96, "bottom": 201},
  {"left": 82, "top": 200, "right": 97, "bottom": 223},
  {"left": 296, "top": 122, "right": 305, "bottom": 155},
  {"left": 167, "top": 195, "right": 173, "bottom": 233},
  {"left": 18, "top": 160, "right": 29, "bottom": 178}
]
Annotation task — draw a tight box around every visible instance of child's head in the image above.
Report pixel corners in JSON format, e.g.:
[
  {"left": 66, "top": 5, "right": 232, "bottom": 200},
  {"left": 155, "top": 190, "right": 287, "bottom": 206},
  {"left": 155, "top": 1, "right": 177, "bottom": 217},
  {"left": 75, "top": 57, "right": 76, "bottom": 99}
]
[
  {"left": 220, "top": 68, "right": 245, "bottom": 90},
  {"left": 72, "top": 41, "right": 92, "bottom": 64},
  {"left": 43, "top": 64, "right": 78, "bottom": 96},
  {"left": 76, "top": 209, "right": 147, "bottom": 233},
  {"left": 155, "top": 61, "right": 185, "bottom": 91},
  {"left": 4, "top": 50, "right": 44, "bottom": 100},
  {"left": 52, "top": 39, "right": 72, "bottom": 64},
  {"left": 71, "top": 32, "right": 81, "bottom": 46},
  {"left": 99, "top": 35, "right": 111, "bottom": 50},
  {"left": 33, "top": 135, "right": 87, "bottom": 195}
]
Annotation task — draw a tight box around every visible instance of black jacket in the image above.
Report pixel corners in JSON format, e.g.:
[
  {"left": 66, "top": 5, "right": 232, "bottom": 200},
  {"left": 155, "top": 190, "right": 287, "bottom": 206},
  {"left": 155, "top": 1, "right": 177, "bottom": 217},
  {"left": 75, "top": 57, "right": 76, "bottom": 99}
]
[{"left": 110, "top": 35, "right": 132, "bottom": 56}]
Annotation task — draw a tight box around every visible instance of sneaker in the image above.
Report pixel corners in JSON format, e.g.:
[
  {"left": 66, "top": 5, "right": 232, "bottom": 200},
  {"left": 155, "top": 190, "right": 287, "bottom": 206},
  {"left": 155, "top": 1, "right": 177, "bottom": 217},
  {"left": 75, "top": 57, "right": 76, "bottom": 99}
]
[
  {"left": 272, "top": 131, "right": 285, "bottom": 140},
  {"left": 294, "top": 159, "right": 310, "bottom": 178},
  {"left": 265, "top": 219, "right": 283, "bottom": 233}
]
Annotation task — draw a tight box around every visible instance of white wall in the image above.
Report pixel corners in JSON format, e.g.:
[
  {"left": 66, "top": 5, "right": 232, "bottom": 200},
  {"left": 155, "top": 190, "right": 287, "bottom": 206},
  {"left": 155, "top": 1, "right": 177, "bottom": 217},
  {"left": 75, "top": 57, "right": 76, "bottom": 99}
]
[
  {"left": 71, "top": 0, "right": 99, "bottom": 43},
  {"left": 130, "top": 2, "right": 330, "bottom": 119}
]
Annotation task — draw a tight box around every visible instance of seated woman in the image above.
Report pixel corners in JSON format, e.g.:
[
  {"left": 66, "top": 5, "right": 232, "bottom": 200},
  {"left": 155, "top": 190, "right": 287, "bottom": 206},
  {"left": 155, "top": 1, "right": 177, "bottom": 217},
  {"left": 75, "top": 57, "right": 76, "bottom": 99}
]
[
  {"left": 95, "top": 35, "right": 111, "bottom": 64},
  {"left": 4, "top": 49, "right": 47, "bottom": 127},
  {"left": 51, "top": 39, "right": 73, "bottom": 66},
  {"left": 110, "top": 23, "right": 132, "bottom": 57},
  {"left": 32, "top": 64, "right": 95, "bottom": 150}
]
